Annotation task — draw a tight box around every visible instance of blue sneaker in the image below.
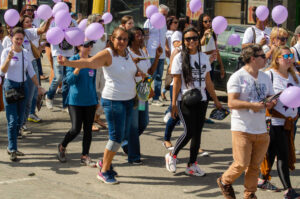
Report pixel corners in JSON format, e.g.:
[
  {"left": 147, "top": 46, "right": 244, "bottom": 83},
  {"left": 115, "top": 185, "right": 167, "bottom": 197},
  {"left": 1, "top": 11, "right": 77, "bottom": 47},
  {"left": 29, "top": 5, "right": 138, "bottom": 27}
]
[
  {"left": 97, "top": 171, "right": 118, "bottom": 185},
  {"left": 96, "top": 160, "right": 118, "bottom": 177}
]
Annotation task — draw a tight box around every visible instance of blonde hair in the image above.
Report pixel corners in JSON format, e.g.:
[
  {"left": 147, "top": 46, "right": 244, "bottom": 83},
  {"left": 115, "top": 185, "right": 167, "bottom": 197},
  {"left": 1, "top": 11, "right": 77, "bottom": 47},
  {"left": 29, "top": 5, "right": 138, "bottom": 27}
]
[
  {"left": 270, "top": 27, "right": 289, "bottom": 44},
  {"left": 269, "top": 46, "right": 299, "bottom": 84}
]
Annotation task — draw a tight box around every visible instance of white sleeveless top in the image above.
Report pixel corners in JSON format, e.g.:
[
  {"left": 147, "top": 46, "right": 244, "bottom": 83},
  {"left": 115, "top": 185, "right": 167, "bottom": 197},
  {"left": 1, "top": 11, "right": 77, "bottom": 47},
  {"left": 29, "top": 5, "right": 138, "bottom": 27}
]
[{"left": 102, "top": 48, "right": 137, "bottom": 101}]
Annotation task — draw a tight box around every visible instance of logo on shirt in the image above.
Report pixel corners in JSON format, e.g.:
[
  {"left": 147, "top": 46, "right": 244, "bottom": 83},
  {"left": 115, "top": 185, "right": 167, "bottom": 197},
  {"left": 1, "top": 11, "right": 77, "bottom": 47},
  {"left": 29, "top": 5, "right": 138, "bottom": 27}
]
[
  {"left": 88, "top": 70, "right": 94, "bottom": 77},
  {"left": 23, "top": 40, "right": 30, "bottom": 45},
  {"left": 192, "top": 61, "right": 206, "bottom": 82},
  {"left": 11, "top": 56, "right": 19, "bottom": 61}
]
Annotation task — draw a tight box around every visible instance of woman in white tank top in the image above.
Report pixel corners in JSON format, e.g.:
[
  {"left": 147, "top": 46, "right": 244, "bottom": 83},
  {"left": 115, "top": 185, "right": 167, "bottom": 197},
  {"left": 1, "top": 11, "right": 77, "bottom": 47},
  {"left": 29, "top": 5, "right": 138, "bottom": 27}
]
[{"left": 58, "top": 27, "right": 145, "bottom": 184}]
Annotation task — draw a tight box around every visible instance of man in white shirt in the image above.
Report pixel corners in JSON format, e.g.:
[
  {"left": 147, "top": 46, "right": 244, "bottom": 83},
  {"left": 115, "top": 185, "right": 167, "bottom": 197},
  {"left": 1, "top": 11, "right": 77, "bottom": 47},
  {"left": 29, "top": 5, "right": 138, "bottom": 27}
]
[
  {"left": 144, "top": 4, "right": 169, "bottom": 106},
  {"left": 217, "top": 44, "right": 276, "bottom": 199},
  {"left": 46, "top": 2, "right": 77, "bottom": 111}
]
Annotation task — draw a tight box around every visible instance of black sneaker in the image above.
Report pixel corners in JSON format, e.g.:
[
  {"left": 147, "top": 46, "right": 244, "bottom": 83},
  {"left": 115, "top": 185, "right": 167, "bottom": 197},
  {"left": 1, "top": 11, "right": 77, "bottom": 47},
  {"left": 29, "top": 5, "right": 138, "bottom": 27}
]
[
  {"left": 217, "top": 177, "right": 236, "bottom": 199},
  {"left": 284, "top": 188, "right": 300, "bottom": 199},
  {"left": 129, "top": 159, "right": 143, "bottom": 165},
  {"left": 57, "top": 144, "right": 66, "bottom": 163},
  {"left": 7, "top": 148, "right": 25, "bottom": 156},
  {"left": 122, "top": 145, "right": 128, "bottom": 155},
  {"left": 17, "top": 133, "right": 23, "bottom": 139},
  {"left": 257, "top": 180, "right": 280, "bottom": 192},
  {"left": 10, "top": 151, "right": 17, "bottom": 161}
]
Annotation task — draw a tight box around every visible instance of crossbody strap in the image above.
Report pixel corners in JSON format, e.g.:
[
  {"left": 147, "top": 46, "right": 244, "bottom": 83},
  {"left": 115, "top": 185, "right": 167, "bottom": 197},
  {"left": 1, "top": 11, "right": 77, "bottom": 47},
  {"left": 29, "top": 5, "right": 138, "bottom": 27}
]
[
  {"left": 293, "top": 47, "right": 300, "bottom": 61},
  {"left": 251, "top": 27, "right": 256, "bottom": 44},
  {"left": 22, "top": 50, "right": 24, "bottom": 84}
]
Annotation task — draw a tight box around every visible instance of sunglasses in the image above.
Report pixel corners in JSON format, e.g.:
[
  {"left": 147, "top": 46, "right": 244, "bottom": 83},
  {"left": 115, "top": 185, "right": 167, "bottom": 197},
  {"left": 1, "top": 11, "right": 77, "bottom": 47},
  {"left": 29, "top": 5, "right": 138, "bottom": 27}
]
[
  {"left": 26, "top": 9, "right": 34, "bottom": 12},
  {"left": 279, "top": 53, "right": 294, "bottom": 60},
  {"left": 254, "top": 54, "right": 266, "bottom": 59},
  {"left": 184, "top": 36, "right": 199, "bottom": 42},
  {"left": 83, "top": 43, "right": 93, "bottom": 48},
  {"left": 204, "top": 20, "right": 212, "bottom": 24},
  {"left": 278, "top": 37, "right": 288, "bottom": 42},
  {"left": 172, "top": 21, "right": 178, "bottom": 24},
  {"left": 115, "top": 37, "right": 128, "bottom": 42}
]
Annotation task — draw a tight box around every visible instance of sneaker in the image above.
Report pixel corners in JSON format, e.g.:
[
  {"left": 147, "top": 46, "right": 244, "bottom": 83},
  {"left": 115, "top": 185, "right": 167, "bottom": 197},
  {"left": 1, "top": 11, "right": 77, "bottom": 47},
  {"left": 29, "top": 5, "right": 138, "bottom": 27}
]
[
  {"left": 45, "top": 95, "right": 53, "bottom": 110},
  {"left": 257, "top": 179, "right": 280, "bottom": 192},
  {"left": 163, "top": 112, "right": 171, "bottom": 123},
  {"left": 162, "top": 141, "right": 174, "bottom": 151},
  {"left": 9, "top": 151, "right": 17, "bottom": 161},
  {"left": 56, "top": 88, "right": 62, "bottom": 94},
  {"left": 21, "top": 125, "right": 32, "bottom": 135},
  {"left": 122, "top": 145, "right": 128, "bottom": 155},
  {"left": 96, "top": 160, "right": 118, "bottom": 177},
  {"left": 245, "top": 193, "right": 257, "bottom": 199},
  {"left": 80, "top": 156, "right": 96, "bottom": 167},
  {"left": 57, "top": 144, "right": 66, "bottom": 163},
  {"left": 199, "top": 149, "right": 209, "bottom": 157},
  {"left": 217, "top": 177, "right": 236, "bottom": 199},
  {"left": 7, "top": 148, "right": 24, "bottom": 156},
  {"left": 284, "top": 188, "right": 300, "bottom": 199},
  {"left": 185, "top": 162, "right": 206, "bottom": 176},
  {"left": 97, "top": 171, "right": 118, "bottom": 185},
  {"left": 165, "top": 153, "right": 176, "bottom": 173},
  {"left": 151, "top": 100, "right": 164, "bottom": 107},
  {"left": 129, "top": 159, "right": 143, "bottom": 165},
  {"left": 205, "top": 118, "right": 215, "bottom": 124},
  {"left": 28, "top": 114, "right": 41, "bottom": 123}
]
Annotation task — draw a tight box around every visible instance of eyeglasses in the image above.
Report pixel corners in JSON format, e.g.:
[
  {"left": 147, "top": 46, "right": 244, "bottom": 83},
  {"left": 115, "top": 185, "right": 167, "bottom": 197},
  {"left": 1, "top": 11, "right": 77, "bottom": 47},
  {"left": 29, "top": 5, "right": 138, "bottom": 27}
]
[
  {"left": 254, "top": 54, "right": 266, "bottom": 59},
  {"left": 278, "top": 37, "right": 288, "bottom": 42},
  {"left": 203, "top": 20, "right": 212, "bottom": 24},
  {"left": 25, "top": 9, "right": 34, "bottom": 12},
  {"left": 115, "top": 37, "right": 128, "bottom": 42},
  {"left": 184, "top": 36, "right": 199, "bottom": 42},
  {"left": 279, "top": 53, "right": 294, "bottom": 60}
]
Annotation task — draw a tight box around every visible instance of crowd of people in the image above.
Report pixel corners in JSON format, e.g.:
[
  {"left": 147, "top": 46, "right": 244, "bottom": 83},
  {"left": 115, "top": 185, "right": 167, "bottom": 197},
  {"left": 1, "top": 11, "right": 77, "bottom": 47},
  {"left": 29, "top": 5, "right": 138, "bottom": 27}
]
[{"left": 1, "top": 2, "right": 300, "bottom": 198}]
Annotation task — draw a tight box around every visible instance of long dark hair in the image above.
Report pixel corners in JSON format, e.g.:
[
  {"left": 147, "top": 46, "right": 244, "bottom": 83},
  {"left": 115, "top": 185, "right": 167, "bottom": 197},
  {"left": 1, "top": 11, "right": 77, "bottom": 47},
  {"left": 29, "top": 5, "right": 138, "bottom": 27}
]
[
  {"left": 17, "top": 15, "right": 32, "bottom": 28},
  {"left": 181, "top": 26, "right": 201, "bottom": 86},
  {"left": 128, "top": 26, "right": 144, "bottom": 47},
  {"left": 166, "top": 16, "right": 177, "bottom": 30},
  {"left": 197, "top": 13, "right": 216, "bottom": 41},
  {"left": 20, "top": 4, "right": 35, "bottom": 18},
  {"left": 178, "top": 16, "right": 190, "bottom": 32}
]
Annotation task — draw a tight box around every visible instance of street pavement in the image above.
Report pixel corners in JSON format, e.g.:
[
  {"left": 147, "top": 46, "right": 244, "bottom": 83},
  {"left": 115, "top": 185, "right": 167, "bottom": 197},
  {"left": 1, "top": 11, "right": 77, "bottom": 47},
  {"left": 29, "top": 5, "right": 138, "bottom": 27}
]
[{"left": 0, "top": 58, "right": 300, "bottom": 199}]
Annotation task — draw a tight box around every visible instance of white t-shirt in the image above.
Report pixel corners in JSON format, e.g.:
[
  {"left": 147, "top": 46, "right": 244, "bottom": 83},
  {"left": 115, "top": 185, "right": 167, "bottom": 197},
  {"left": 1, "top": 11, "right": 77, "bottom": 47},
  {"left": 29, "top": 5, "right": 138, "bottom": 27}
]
[
  {"left": 50, "top": 19, "right": 78, "bottom": 57},
  {"left": 166, "top": 30, "right": 174, "bottom": 52},
  {"left": 2, "top": 36, "right": 12, "bottom": 49},
  {"left": 90, "top": 33, "right": 107, "bottom": 56},
  {"left": 265, "top": 69, "right": 300, "bottom": 126},
  {"left": 201, "top": 36, "right": 216, "bottom": 53},
  {"left": 32, "top": 18, "right": 41, "bottom": 28},
  {"left": 170, "top": 31, "right": 182, "bottom": 53},
  {"left": 1, "top": 48, "right": 35, "bottom": 82},
  {"left": 242, "top": 26, "right": 271, "bottom": 45},
  {"left": 102, "top": 48, "right": 137, "bottom": 101},
  {"left": 23, "top": 28, "right": 39, "bottom": 61},
  {"left": 171, "top": 51, "right": 211, "bottom": 101},
  {"left": 144, "top": 19, "right": 167, "bottom": 59},
  {"left": 128, "top": 48, "right": 151, "bottom": 82},
  {"left": 227, "top": 67, "right": 274, "bottom": 134}
]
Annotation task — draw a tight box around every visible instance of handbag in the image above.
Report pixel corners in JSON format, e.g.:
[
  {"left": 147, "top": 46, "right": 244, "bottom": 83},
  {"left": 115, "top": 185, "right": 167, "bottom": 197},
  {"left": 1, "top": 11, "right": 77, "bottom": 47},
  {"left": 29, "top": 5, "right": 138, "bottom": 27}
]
[
  {"left": 4, "top": 50, "right": 25, "bottom": 104},
  {"left": 181, "top": 52, "right": 203, "bottom": 106},
  {"left": 29, "top": 40, "right": 40, "bottom": 59}
]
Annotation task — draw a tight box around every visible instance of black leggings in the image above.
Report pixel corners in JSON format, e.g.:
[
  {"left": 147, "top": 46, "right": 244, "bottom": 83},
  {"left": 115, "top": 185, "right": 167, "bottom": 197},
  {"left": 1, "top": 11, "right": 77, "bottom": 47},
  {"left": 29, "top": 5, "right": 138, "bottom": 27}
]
[
  {"left": 61, "top": 105, "right": 96, "bottom": 156},
  {"left": 172, "top": 100, "right": 207, "bottom": 164},
  {"left": 260, "top": 125, "right": 292, "bottom": 189}
]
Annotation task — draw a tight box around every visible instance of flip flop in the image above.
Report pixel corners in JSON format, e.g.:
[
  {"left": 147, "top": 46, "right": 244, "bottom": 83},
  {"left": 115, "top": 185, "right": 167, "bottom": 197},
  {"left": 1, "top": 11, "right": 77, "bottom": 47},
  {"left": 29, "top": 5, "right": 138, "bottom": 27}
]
[{"left": 95, "top": 119, "right": 107, "bottom": 129}]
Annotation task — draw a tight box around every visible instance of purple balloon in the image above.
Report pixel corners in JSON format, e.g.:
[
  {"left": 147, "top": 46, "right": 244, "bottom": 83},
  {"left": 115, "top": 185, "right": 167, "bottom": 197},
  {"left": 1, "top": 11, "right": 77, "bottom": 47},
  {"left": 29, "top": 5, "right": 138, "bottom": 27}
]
[
  {"left": 85, "top": 23, "right": 104, "bottom": 40},
  {"left": 55, "top": 10, "right": 71, "bottom": 30},
  {"left": 4, "top": 9, "right": 20, "bottom": 27},
  {"left": 37, "top": 5, "right": 52, "bottom": 20},
  {"left": 64, "top": 27, "right": 85, "bottom": 46},
  {"left": 78, "top": 19, "right": 88, "bottom": 31},
  {"left": 150, "top": 13, "right": 166, "bottom": 29},
  {"left": 228, "top": 34, "right": 241, "bottom": 46},
  {"left": 189, "top": 0, "right": 202, "bottom": 13},
  {"left": 272, "top": 5, "right": 288, "bottom": 24},
  {"left": 256, "top": 5, "right": 269, "bottom": 21},
  {"left": 212, "top": 16, "right": 228, "bottom": 35},
  {"left": 46, "top": 27, "right": 64, "bottom": 45},
  {"left": 52, "top": 2, "right": 69, "bottom": 16},
  {"left": 102, "top": 12, "right": 113, "bottom": 24},
  {"left": 279, "top": 86, "right": 300, "bottom": 108},
  {"left": 53, "top": 0, "right": 62, "bottom": 2},
  {"left": 146, "top": 5, "right": 158, "bottom": 19}
]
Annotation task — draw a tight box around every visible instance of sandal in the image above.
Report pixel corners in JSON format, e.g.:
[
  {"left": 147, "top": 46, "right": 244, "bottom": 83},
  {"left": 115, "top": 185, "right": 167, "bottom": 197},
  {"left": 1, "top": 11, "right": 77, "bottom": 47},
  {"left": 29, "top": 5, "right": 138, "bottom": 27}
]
[
  {"left": 162, "top": 141, "right": 174, "bottom": 151},
  {"left": 95, "top": 119, "right": 107, "bottom": 129},
  {"left": 92, "top": 124, "right": 100, "bottom": 131}
]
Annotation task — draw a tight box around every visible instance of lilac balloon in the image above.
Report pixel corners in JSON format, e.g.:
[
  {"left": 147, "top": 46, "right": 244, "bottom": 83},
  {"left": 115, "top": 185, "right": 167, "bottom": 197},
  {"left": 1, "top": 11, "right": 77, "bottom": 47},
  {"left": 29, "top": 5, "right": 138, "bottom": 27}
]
[
  {"left": 228, "top": 34, "right": 241, "bottom": 46},
  {"left": 85, "top": 23, "right": 104, "bottom": 40},
  {"left": 102, "top": 12, "right": 113, "bottom": 24},
  {"left": 256, "top": 5, "right": 269, "bottom": 21},
  {"left": 37, "top": 5, "right": 52, "bottom": 20},
  {"left": 52, "top": 2, "right": 69, "bottom": 16},
  {"left": 146, "top": 5, "right": 158, "bottom": 19},
  {"left": 272, "top": 5, "right": 288, "bottom": 24},
  {"left": 64, "top": 27, "right": 85, "bottom": 46},
  {"left": 189, "top": 0, "right": 202, "bottom": 13},
  {"left": 55, "top": 10, "right": 71, "bottom": 30},
  {"left": 53, "top": 0, "right": 62, "bottom": 2},
  {"left": 4, "top": 9, "right": 20, "bottom": 27},
  {"left": 212, "top": 16, "right": 228, "bottom": 35},
  {"left": 46, "top": 27, "right": 64, "bottom": 45},
  {"left": 78, "top": 19, "right": 88, "bottom": 31},
  {"left": 150, "top": 13, "right": 166, "bottom": 29},
  {"left": 279, "top": 86, "right": 300, "bottom": 108}
]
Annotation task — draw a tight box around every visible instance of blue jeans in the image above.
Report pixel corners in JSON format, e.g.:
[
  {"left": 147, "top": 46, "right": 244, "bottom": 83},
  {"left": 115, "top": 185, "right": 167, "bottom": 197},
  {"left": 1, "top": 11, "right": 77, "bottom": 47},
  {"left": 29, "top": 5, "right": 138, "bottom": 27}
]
[
  {"left": 101, "top": 98, "right": 134, "bottom": 144},
  {"left": 47, "top": 56, "right": 69, "bottom": 108},
  {"left": 151, "top": 58, "right": 165, "bottom": 100},
  {"left": 3, "top": 79, "right": 28, "bottom": 151},
  {"left": 128, "top": 101, "right": 149, "bottom": 162}
]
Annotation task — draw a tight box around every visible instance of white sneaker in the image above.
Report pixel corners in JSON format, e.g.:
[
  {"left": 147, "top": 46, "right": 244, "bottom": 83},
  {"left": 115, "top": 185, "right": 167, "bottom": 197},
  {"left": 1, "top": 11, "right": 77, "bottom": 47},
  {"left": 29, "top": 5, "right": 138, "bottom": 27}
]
[
  {"left": 62, "top": 107, "right": 69, "bottom": 113},
  {"left": 185, "top": 162, "right": 206, "bottom": 176},
  {"left": 56, "top": 88, "right": 62, "bottom": 94},
  {"left": 165, "top": 153, "right": 176, "bottom": 173},
  {"left": 152, "top": 100, "right": 163, "bottom": 107},
  {"left": 163, "top": 112, "right": 171, "bottom": 123},
  {"left": 45, "top": 95, "right": 53, "bottom": 110},
  {"left": 200, "top": 151, "right": 209, "bottom": 157},
  {"left": 28, "top": 114, "right": 41, "bottom": 123}
]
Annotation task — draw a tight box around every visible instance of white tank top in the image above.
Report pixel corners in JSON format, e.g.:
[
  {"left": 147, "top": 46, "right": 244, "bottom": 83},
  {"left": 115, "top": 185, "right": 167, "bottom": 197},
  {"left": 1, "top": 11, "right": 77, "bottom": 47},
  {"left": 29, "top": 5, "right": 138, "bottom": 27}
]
[{"left": 102, "top": 48, "right": 137, "bottom": 101}]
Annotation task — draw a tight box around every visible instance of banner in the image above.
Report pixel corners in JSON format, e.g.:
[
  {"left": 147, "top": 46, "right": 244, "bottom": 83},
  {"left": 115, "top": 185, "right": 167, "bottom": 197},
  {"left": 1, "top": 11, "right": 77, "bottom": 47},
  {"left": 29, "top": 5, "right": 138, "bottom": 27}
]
[
  {"left": 186, "top": 0, "right": 204, "bottom": 21},
  {"left": 0, "top": 0, "right": 8, "bottom": 10},
  {"left": 64, "top": 0, "right": 76, "bottom": 13},
  {"left": 26, "top": 0, "right": 38, "bottom": 4},
  {"left": 247, "top": 0, "right": 268, "bottom": 24},
  {"left": 143, "top": 0, "right": 159, "bottom": 17}
]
